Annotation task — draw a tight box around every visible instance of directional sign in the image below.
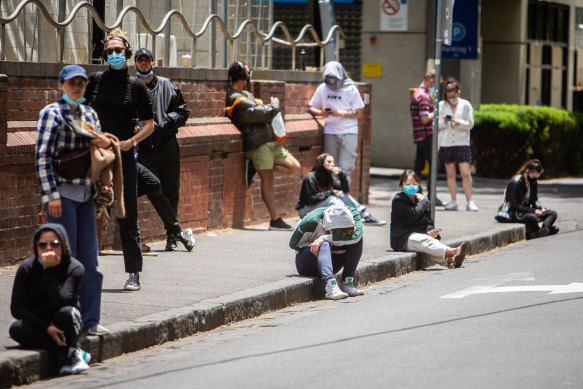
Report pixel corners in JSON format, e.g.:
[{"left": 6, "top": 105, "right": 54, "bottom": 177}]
[
  {"left": 380, "top": 0, "right": 408, "bottom": 32},
  {"left": 441, "top": 282, "right": 583, "bottom": 299}
]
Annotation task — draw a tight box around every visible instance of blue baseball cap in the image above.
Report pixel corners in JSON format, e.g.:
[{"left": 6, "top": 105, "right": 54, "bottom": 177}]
[{"left": 59, "top": 65, "right": 88, "bottom": 82}]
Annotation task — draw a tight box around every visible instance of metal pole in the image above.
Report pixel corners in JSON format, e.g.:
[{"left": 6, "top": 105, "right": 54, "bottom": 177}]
[
  {"left": 210, "top": 0, "right": 216, "bottom": 68},
  {"left": 164, "top": 0, "right": 171, "bottom": 66},
  {"left": 191, "top": 0, "right": 198, "bottom": 67},
  {"left": 222, "top": 0, "right": 227, "bottom": 68},
  {"left": 58, "top": 0, "right": 66, "bottom": 62},
  {"left": 430, "top": 0, "right": 445, "bottom": 222}
]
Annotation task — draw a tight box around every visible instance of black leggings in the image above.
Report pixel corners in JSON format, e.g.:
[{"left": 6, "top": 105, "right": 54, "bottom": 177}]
[
  {"left": 9, "top": 306, "right": 82, "bottom": 355},
  {"left": 515, "top": 209, "right": 558, "bottom": 233}
]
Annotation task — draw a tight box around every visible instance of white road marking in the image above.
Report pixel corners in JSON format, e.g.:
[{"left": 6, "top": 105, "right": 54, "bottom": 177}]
[{"left": 441, "top": 282, "right": 583, "bottom": 299}]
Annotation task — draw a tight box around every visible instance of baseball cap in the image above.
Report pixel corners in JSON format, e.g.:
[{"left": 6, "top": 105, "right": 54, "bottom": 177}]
[
  {"left": 134, "top": 48, "right": 154, "bottom": 61},
  {"left": 59, "top": 65, "right": 88, "bottom": 81}
]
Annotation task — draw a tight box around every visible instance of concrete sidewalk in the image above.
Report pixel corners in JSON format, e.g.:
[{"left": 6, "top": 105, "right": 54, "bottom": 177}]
[{"left": 1, "top": 172, "right": 581, "bottom": 388}]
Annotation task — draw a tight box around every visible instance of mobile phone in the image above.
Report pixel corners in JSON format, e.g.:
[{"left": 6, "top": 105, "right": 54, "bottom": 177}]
[
  {"left": 445, "top": 114, "right": 452, "bottom": 119},
  {"left": 325, "top": 108, "right": 332, "bottom": 111}
]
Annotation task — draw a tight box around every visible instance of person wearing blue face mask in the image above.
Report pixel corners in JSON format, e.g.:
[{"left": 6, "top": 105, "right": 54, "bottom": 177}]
[
  {"left": 84, "top": 29, "right": 155, "bottom": 293},
  {"left": 35, "top": 64, "right": 113, "bottom": 337},
  {"left": 390, "top": 169, "right": 468, "bottom": 269}
]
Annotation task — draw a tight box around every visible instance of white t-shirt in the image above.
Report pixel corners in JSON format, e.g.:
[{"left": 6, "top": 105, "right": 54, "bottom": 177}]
[{"left": 309, "top": 83, "right": 365, "bottom": 135}]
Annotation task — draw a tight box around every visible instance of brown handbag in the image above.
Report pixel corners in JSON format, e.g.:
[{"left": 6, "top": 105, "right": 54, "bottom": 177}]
[{"left": 52, "top": 148, "right": 91, "bottom": 180}]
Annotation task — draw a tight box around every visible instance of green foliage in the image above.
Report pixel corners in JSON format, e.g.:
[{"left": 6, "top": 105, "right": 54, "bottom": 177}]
[{"left": 471, "top": 104, "right": 583, "bottom": 178}]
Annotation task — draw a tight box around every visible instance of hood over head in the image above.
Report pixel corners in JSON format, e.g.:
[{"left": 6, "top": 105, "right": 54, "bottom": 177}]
[
  {"left": 33, "top": 223, "right": 72, "bottom": 264},
  {"left": 322, "top": 204, "right": 355, "bottom": 230},
  {"left": 322, "top": 61, "right": 355, "bottom": 90}
]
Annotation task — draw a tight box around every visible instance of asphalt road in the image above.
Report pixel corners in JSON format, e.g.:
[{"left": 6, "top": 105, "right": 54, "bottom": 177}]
[{"left": 25, "top": 229, "right": 583, "bottom": 389}]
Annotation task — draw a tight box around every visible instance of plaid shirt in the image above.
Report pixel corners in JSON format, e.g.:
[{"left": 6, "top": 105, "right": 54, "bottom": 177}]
[
  {"left": 410, "top": 86, "right": 433, "bottom": 143},
  {"left": 35, "top": 99, "right": 101, "bottom": 204}
]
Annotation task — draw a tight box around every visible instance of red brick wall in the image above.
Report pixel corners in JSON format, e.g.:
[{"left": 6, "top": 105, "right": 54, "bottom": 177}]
[{"left": 0, "top": 64, "right": 371, "bottom": 264}]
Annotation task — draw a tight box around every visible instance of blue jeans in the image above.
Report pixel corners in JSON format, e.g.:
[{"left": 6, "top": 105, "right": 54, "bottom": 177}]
[
  {"left": 45, "top": 197, "right": 102, "bottom": 330},
  {"left": 298, "top": 194, "right": 365, "bottom": 219},
  {"left": 295, "top": 239, "right": 363, "bottom": 283}
]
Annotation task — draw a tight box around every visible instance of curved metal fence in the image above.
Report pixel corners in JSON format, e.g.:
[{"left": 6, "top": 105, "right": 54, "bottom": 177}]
[{"left": 0, "top": 0, "right": 343, "bottom": 69}]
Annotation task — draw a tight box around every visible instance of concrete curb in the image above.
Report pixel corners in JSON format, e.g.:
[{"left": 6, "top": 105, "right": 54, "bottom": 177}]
[{"left": 0, "top": 224, "right": 525, "bottom": 388}]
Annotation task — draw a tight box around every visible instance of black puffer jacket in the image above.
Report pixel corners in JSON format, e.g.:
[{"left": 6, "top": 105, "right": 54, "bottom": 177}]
[
  {"left": 10, "top": 224, "right": 84, "bottom": 331},
  {"left": 390, "top": 192, "right": 437, "bottom": 251},
  {"left": 226, "top": 88, "right": 278, "bottom": 151},
  {"left": 295, "top": 170, "right": 351, "bottom": 210},
  {"left": 505, "top": 174, "right": 542, "bottom": 220}
]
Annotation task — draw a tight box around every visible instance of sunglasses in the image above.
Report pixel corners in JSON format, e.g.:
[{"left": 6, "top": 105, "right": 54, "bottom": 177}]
[
  {"left": 37, "top": 240, "right": 61, "bottom": 249},
  {"left": 105, "top": 47, "right": 125, "bottom": 56}
]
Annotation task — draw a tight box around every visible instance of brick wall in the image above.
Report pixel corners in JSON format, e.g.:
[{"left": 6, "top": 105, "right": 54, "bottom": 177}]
[{"left": 0, "top": 63, "right": 371, "bottom": 265}]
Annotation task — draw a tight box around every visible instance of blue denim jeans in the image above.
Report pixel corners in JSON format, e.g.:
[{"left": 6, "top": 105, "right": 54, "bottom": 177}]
[
  {"left": 295, "top": 239, "right": 363, "bottom": 283},
  {"left": 45, "top": 197, "right": 102, "bottom": 330}
]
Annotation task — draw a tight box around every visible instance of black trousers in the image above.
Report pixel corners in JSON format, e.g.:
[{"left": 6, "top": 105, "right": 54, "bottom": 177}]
[
  {"left": 136, "top": 162, "right": 161, "bottom": 198},
  {"left": 9, "top": 306, "right": 81, "bottom": 355},
  {"left": 413, "top": 135, "right": 436, "bottom": 196},
  {"left": 516, "top": 209, "right": 558, "bottom": 233},
  {"left": 138, "top": 137, "right": 182, "bottom": 236},
  {"left": 119, "top": 150, "right": 143, "bottom": 274}
]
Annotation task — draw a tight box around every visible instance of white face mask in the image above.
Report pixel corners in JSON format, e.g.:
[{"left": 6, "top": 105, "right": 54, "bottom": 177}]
[{"left": 448, "top": 97, "right": 459, "bottom": 105}]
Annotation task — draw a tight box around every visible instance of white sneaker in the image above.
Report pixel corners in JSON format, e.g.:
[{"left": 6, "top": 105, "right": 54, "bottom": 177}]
[
  {"left": 59, "top": 348, "right": 90, "bottom": 375},
  {"left": 466, "top": 201, "right": 479, "bottom": 212},
  {"left": 339, "top": 277, "right": 364, "bottom": 297},
  {"left": 325, "top": 279, "right": 348, "bottom": 300},
  {"left": 445, "top": 201, "right": 458, "bottom": 211}
]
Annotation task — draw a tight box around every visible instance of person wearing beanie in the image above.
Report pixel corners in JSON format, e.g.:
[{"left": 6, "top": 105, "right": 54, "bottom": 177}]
[
  {"left": 289, "top": 204, "right": 364, "bottom": 300},
  {"left": 9, "top": 224, "right": 91, "bottom": 376}
]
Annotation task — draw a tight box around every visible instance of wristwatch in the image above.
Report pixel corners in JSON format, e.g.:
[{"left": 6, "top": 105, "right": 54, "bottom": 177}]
[{"left": 131, "top": 137, "right": 137, "bottom": 147}]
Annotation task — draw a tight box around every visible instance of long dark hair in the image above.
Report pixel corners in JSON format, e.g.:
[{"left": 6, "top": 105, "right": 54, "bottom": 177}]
[
  {"left": 398, "top": 169, "right": 423, "bottom": 194},
  {"left": 515, "top": 158, "right": 543, "bottom": 177},
  {"left": 313, "top": 153, "right": 336, "bottom": 189}
]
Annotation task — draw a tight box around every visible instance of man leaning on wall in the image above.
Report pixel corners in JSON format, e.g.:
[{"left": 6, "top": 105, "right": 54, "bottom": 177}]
[{"left": 225, "top": 60, "right": 300, "bottom": 230}]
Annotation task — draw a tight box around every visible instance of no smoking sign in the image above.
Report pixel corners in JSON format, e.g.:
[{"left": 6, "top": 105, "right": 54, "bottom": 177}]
[
  {"left": 382, "top": 0, "right": 400, "bottom": 16},
  {"left": 380, "top": 0, "right": 408, "bottom": 31}
]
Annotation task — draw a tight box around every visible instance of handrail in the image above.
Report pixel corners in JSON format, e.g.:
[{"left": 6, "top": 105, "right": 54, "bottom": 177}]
[{"left": 0, "top": 0, "right": 344, "bottom": 69}]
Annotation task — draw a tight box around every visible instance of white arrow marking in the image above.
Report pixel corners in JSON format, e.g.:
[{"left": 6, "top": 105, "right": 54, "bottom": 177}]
[{"left": 441, "top": 282, "right": 583, "bottom": 299}]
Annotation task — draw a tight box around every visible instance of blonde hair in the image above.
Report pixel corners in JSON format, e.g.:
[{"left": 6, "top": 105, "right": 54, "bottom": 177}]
[{"left": 104, "top": 28, "right": 128, "bottom": 46}]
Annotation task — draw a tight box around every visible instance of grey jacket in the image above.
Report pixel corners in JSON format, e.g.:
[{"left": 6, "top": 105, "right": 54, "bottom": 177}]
[{"left": 226, "top": 88, "right": 279, "bottom": 151}]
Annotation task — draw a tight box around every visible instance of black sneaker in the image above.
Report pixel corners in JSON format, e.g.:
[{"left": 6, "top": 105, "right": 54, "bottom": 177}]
[
  {"left": 176, "top": 228, "right": 195, "bottom": 251},
  {"left": 165, "top": 235, "right": 177, "bottom": 251},
  {"left": 435, "top": 197, "right": 445, "bottom": 207},
  {"left": 269, "top": 217, "right": 293, "bottom": 230},
  {"left": 549, "top": 225, "right": 560, "bottom": 235},
  {"left": 245, "top": 158, "right": 257, "bottom": 187},
  {"left": 363, "top": 214, "right": 387, "bottom": 226},
  {"left": 124, "top": 273, "right": 140, "bottom": 291}
]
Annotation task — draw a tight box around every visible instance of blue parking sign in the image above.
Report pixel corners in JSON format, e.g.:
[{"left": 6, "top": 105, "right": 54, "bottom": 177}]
[{"left": 442, "top": 0, "right": 478, "bottom": 59}]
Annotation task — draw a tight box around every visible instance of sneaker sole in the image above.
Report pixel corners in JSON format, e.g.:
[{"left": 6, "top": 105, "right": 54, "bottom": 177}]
[
  {"left": 268, "top": 226, "right": 293, "bottom": 231},
  {"left": 325, "top": 294, "right": 349, "bottom": 300},
  {"left": 124, "top": 285, "right": 140, "bottom": 291}
]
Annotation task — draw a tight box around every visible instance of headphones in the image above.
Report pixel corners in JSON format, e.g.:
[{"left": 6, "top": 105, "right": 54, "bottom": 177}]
[
  {"left": 229, "top": 61, "right": 248, "bottom": 82},
  {"left": 101, "top": 35, "right": 133, "bottom": 60}
]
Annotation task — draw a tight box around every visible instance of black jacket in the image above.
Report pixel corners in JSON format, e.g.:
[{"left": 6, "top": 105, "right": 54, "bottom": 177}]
[
  {"left": 390, "top": 191, "right": 437, "bottom": 251},
  {"left": 505, "top": 174, "right": 542, "bottom": 220},
  {"left": 296, "top": 170, "right": 350, "bottom": 210},
  {"left": 10, "top": 224, "right": 84, "bottom": 332},
  {"left": 142, "top": 75, "right": 190, "bottom": 149},
  {"left": 225, "top": 88, "right": 278, "bottom": 151}
]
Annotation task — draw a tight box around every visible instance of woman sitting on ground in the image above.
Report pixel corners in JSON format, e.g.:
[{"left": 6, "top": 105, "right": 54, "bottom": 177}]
[
  {"left": 505, "top": 159, "right": 558, "bottom": 239},
  {"left": 9, "top": 224, "right": 90, "bottom": 376},
  {"left": 390, "top": 169, "right": 467, "bottom": 268},
  {"left": 295, "top": 153, "right": 386, "bottom": 225}
]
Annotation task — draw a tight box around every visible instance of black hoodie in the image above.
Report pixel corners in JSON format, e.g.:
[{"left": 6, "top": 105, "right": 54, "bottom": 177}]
[{"left": 10, "top": 224, "right": 84, "bottom": 332}]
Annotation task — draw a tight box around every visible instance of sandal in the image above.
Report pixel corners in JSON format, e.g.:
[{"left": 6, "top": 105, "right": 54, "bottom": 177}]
[{"left": 453, "top": 242, "right": 468, "bottom": 268}]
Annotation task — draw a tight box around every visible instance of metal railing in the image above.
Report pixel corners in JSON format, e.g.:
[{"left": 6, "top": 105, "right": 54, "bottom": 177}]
[{"left": 0, "top": 0, "right": 344, "bottom": 69}]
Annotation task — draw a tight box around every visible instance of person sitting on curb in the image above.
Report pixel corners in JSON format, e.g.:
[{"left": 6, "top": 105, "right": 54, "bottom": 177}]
[
  {"left": 226, "top": 60, "right": 300, "bottom": 230},
  {"left": 504, "top": 159, "right": 559, "bottom": 239},
  {"left": 390, "top": 169, "right": 467, "bottom": 269},
  {"left": 9, "top": 224, "right": 90, "bottom": 376},
  {"left": 296, "top": 152, "right": 386, "bottom": 225},
  {"left": 289, "top": 204, "right": 365, "bottom": 300}
]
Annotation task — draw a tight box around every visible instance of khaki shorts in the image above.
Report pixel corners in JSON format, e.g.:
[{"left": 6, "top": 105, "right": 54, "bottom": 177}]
[{"left": 247, "top": 143, "right": 291, "bottom": 170}]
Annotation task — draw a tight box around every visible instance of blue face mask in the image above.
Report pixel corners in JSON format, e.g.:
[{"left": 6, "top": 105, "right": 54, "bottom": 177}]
[
  {"left": 137, "top": 70, "right": 153, "bottom": 77},
  {"left": 403, "top": 185, "right": 419, "bottom": 196},
  {"left": 62, "top": 94, "right": 86, "bottom": 106},
  {"left": 429, "top": 87, "right": 435, "bottom": 94},
  {"left": 107, "top": 53, "right": 126, "bottom": 70}
]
